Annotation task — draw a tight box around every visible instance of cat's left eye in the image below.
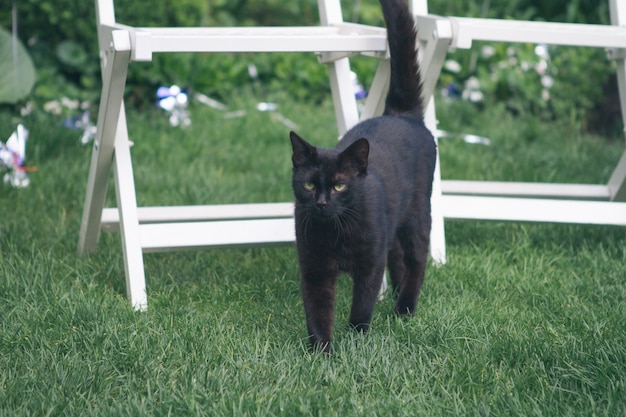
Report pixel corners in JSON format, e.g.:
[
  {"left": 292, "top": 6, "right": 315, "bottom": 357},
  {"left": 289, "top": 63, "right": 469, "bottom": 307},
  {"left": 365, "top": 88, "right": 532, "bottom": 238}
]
[
  {"left": 333, "top": 183, "right": 347, "bottom": 192},
  {"left": 303, "top": 181, "right": 316, "bottom": 191}
]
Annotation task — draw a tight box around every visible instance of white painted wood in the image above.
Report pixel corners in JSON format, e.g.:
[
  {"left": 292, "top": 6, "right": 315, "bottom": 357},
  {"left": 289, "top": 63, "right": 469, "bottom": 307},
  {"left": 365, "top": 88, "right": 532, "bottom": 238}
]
[
  {"left": 318, "top": 0, "right": 343, "bottom": 25},
  {"left": 447, "top": 17, "right": 626, "bottom": 49},
  {"left": 139, "top": 219, "right": 296, "bottom": 252},
  {"left": 101, "top": 203, "right": 295, "bottom": 231},
  {"left": 95, "top": 0, "right": 115, "bottom": 27},
  {"left": 608, "top": 151, "right": 626, "bottom": 201},
  {"left": 442, "top": 196, "right": 626, "bottom": 226},
  {"left": 409, "top": 0, "right": 428, "bottom": 15},
  {"left": 442, "top": 181, "right": 611, "bottom": 200},
  {"left": 608, "top": 0, "right": 626, "bottom": 201},
  {"left": 78, "top": 31, "right": 131, "bottom": 254},
  {"left": 128, "top": 25, "right": 387, "bottom": 61},
  {"left": 429, "top": 141, "right": 446, "bottom": 265},
  {"left": 425, "top": 100, "right": 446, "bottom": 265},
  {"left": 417, "top": 19, "right": 453, "bottom": 103},
  {"left": 327, "top": 58, "right": 361, "bottom": 135},
  {"left": 359, "top": 59, "right": 390, "bottom": 121},
  {"left": 415, "top": 9, "right": 447, "bottom": 265},
  {"left": 316, "top": 1, "right": 361, "bottom": 135},
  {"left": 113, "top": 123, "right": 147, "bottom": 311}
]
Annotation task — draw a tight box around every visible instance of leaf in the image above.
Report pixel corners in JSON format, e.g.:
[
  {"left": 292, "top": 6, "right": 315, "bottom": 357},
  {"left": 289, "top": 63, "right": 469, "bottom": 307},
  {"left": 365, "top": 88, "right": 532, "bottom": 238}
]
[
  {"left": 56, "top": 40, "right": 88, "bottom": 69},
  {"left": 0, "top": 27, "right": 36, "bottom": 104}
]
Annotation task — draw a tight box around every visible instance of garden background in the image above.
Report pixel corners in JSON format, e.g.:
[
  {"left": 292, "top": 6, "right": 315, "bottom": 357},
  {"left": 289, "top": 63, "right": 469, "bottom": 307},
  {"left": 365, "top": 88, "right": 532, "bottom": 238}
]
[{"left": 1, "top": 0, "right": 625, "bottom": 415}]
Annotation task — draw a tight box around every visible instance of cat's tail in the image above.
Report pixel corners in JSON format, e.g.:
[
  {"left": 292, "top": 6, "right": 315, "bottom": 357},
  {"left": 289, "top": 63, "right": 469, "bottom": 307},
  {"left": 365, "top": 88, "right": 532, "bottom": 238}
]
[{"left": 379, "top": 0, "right": 423, "bottom": 119}]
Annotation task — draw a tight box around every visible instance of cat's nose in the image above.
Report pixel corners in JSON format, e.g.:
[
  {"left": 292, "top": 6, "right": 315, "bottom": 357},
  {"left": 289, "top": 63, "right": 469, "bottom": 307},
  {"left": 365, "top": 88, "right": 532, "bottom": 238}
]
[{"left": 316, "top": 195, "right": 328, "bottom": 208}]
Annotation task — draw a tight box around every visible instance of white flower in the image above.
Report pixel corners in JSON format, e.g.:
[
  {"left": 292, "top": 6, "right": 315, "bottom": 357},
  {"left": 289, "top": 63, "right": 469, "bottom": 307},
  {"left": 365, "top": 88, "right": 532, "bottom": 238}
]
[
  {"left": 468, "top": 90, "right": 484, "bottom": 102},
  {"left": 481, "top": 45, "right": 496, "bottom": 59},
  {"left": 61, "top": 97, "right": 79, "bottom": 110},
  {"left": 464, "top": 76, "right": 480, "bottom": 90},
  {"left": 535, "top": 44, "right": 550, "bottom": 60},
  {"left": 541, "top": 75, "right": 554, "bottom": 89},
  {"left": 44, "top": 101, "right": 62, "bottom": 115},
  {"left": 535, "top": 60, "right": 548, "bottom": 75},
  {"left": 444, "top": 60, "right": 462, "bottom": 73}
]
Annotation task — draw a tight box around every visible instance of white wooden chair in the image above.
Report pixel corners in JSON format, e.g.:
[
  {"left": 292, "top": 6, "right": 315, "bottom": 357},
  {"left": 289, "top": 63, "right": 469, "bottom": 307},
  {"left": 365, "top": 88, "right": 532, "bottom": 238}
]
[
  {"left": 78, "top": 0, "right": 448, "bottom": 309},
  {"left": 415, "top": 0, "right": 626, "bottom": 227},
  {"left": 81, "top": 0, "right": 626, "bottom": 310}
]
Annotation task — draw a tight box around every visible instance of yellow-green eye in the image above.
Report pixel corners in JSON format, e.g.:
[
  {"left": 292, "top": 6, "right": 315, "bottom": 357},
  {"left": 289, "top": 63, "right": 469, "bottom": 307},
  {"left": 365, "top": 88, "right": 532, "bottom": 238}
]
[
  {"left": 303, "top": 181, "right": 316, "bottom": 191},
  {"left": 333, "top": 183, "right": 347, "bottom": 192}
]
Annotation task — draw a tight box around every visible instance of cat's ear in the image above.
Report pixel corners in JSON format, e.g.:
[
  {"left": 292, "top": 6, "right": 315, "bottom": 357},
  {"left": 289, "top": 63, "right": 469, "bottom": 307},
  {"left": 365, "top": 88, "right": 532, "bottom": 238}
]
[
  {"left": 340, "top": 138, "right": 369, "bottom": 175},
  {"left": 290, "top": 131, "right": 317, "bottom": 167}
]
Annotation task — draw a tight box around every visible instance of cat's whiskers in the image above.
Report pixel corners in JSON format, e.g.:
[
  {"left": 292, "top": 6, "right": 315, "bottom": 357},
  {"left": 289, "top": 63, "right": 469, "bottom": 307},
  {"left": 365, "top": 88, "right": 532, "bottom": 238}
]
[
  {"left": 334, "top": 207, "right": 361, "bottom": 240},
  {"left": 300, "top": 211, "right": 314, "bottom": 241}
]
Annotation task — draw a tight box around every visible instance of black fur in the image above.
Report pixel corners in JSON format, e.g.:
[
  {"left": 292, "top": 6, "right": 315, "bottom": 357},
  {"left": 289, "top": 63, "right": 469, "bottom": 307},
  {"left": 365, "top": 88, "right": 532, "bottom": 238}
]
[{"left": 290, "top": 0, "right": 436, "bottom": 353}]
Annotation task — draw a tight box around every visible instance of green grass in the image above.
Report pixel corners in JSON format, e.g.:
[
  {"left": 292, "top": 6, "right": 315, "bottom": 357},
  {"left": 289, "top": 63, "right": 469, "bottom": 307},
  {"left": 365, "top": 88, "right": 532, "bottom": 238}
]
[{"left": 1, "top": 94, "right": 626, "bottom": 416}]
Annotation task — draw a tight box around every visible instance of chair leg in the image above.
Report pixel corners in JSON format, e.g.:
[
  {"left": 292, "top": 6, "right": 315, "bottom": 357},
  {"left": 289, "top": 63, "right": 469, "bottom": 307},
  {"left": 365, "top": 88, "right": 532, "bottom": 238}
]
[
  {"left": 326, "top": 58, "right": 361, "bottom": 135},
  {"left": 78, "top": 29, "right": 147, "bottom": 309},
  {"left": 113, "top": 108, "right": 148, "bottom": 310},
  {"left": 360, "top": 59, "right": 390, "bottom": 122},
  {"left": 418, "top": 19, "right": 453, "bottom": 104},
  {"left": 78, "top": 30, "right": 132, "bottom": 255},
  {"left": 317, "top": 0, "right": 360, "bottom": 135},
  {"left": 608, "top": 0, "right": 626, "bottom": 202},
  {"left": 416, "top": 25, "right": 449, "bottom": 265},
  {"left": 608, "top": 150, "right": 626, "bottom": 201},
  {"left": 425, "top": 97, "right": 447, "bottom": 265}
]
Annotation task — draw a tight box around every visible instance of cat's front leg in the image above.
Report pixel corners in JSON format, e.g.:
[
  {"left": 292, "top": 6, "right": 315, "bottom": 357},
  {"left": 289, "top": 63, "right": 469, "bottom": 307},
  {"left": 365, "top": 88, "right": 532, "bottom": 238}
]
[
  {"left": 300, "top": 266, "right": 338, "bottom": 353},
  {"left": 348, "top": 263, "right": 386, "bottom": 333}
]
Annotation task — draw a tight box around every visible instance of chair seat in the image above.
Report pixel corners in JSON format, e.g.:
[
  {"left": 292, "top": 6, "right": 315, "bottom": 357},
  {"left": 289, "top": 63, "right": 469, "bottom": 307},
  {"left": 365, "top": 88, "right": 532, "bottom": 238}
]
[
  {"left": 100, "top": 202, "right": 294, "bottom": 231},
  {"left": 139, "top": 218, "right": 296, "bottom": 252}
]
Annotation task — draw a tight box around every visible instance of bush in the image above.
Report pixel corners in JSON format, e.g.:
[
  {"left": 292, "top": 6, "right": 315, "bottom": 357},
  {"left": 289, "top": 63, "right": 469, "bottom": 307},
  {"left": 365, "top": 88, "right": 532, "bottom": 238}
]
[
  {"left": 428, "top": 0, "right": 619, "bottom": 133},
  {"left": 1, "top": 0, "right": 335, "bottom": 107},
  {"left": 0, "top": 0, "right": 621, "bottom": 133}
]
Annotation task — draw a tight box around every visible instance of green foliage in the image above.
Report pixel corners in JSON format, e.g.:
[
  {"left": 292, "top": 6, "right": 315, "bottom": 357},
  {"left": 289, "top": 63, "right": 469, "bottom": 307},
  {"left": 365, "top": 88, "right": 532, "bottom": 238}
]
[
  {"left": 427, "top": 0, "right": 609, "bottom": 24},
  {"left": 0, "top": 27, "right": 35, "bottom": 104},
  {"left": 1, "top": 0, "right": 98, "bottom": 102},
  {"left": 0, "top": 0, "right": 331, "bottom": 106},
  {"left": 0, "top": 0, "right": 621, "bottom": 132},
  {"left": 429, "top": 0, "right": 617, "bottom": 132}
]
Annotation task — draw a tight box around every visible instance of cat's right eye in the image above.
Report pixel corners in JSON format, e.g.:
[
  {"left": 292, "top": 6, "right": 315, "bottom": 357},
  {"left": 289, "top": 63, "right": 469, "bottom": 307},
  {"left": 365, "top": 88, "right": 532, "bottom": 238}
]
[
  {"left": 333, "top": 183, "right": 347, "bottom": 192},
  {"left": 303, "top": 181, "right": 316, "bottom": 191}
]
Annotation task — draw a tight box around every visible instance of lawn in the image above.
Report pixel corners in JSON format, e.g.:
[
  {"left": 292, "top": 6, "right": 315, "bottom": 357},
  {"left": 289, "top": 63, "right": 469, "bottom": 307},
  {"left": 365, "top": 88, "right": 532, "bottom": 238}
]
[{"left": 1, "top": 92, "right": 625, "bottom": 416}]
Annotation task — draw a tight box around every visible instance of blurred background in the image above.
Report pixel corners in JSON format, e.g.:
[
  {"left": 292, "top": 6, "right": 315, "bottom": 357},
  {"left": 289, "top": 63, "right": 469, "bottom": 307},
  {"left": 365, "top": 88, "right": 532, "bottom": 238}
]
[{"left": 0, "top": 0, "right": 621, "bottom": 136}]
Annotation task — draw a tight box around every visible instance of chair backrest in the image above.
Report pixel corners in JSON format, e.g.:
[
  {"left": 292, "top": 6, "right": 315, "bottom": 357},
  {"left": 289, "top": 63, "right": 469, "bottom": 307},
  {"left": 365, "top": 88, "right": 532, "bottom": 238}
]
[{"left": 81, "top": 0, "right": 397, "bottom": 309}]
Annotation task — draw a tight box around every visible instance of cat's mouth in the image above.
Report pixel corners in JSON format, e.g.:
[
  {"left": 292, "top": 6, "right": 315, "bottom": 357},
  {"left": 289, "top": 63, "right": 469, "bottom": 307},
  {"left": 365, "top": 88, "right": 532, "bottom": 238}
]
[{"left": 312, "top": 206, "right": 335, "bottom": 220}]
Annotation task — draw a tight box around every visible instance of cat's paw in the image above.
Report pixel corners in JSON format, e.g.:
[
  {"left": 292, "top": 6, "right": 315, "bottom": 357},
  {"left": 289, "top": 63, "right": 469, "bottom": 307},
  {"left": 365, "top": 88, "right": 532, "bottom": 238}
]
[
  {"left": 349, "top": 321, "right": 371, "bottom": 333},
  {"left": 309, "top": 336, "right": 332, "bottom": 354},
  {"left": 393, "top": 303, "right": 416, "bottom": 317}
]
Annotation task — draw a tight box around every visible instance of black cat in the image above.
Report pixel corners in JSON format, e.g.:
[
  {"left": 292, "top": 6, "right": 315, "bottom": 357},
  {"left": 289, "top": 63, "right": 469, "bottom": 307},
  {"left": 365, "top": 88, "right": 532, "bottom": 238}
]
[{"left": 290, "top": 0, "right": 436, "bottom": 353}]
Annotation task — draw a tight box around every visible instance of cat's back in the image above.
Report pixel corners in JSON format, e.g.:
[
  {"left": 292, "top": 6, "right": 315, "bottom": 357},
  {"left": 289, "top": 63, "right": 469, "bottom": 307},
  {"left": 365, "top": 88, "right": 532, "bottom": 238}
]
[{"left": 338, "top": 115, "right": 435, "bottom": 165}]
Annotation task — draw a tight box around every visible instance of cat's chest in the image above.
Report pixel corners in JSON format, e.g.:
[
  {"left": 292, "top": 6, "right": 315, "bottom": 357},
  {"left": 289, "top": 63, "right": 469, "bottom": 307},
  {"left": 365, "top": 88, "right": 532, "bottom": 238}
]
[{"left": 307, "top": 225, "right": 372, "bottom": 267}]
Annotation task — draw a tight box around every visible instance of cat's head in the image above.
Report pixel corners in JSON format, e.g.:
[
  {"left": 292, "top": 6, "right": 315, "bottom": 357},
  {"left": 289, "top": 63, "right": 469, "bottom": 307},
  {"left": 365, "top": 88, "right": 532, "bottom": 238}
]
[{"left": 290, "top": 131, "right": 369, "bottom": 220}]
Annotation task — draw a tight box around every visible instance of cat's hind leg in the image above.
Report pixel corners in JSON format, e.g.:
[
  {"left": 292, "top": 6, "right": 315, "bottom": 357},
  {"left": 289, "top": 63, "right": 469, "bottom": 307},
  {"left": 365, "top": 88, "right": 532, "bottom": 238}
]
[
  {"left": 393, "top": 215, "right": 430, "bottom": 316},
  {"left": 387, "top": 239, "right": 406, "bottom": 296}
]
